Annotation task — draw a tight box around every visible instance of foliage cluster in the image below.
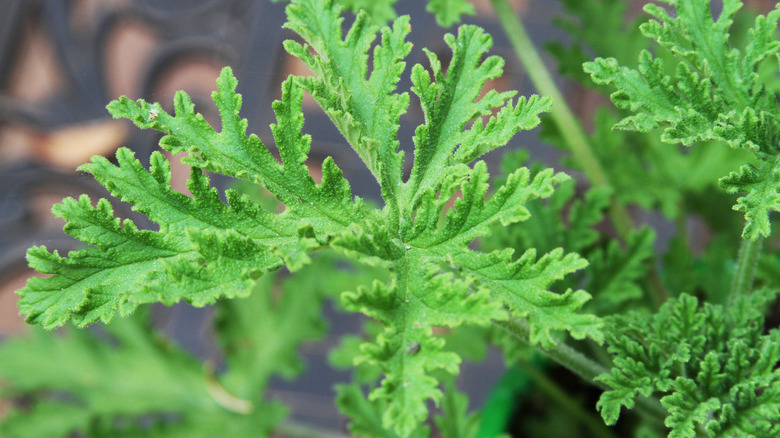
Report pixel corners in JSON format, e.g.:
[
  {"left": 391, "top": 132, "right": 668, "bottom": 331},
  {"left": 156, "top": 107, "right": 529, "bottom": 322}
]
[{"left": 3, "top": 0, "right": 780, "bottom": 437}]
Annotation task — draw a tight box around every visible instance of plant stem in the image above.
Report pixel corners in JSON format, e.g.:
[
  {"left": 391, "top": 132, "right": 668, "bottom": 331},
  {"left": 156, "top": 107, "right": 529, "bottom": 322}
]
[
  {"left": 488, "top": 0, "right": 669, "bottom": 304},
  {"left": 729, "top": 237, "right": 763, "bottom": 302},
  {"left": 495, "top": 318, "right": 669, "bottom": 425},
  {"left": 515, "top": 360, "right": 619, "bottom": 438},
  {"left": 495, "top": 319, "right": 608, "bottom": 383}
]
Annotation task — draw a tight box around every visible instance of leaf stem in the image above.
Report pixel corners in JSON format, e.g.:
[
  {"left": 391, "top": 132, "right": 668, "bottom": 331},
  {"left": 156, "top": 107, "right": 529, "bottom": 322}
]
[
  {"left": 729, "top": 237, "right": 763, "bottom": 302},
  {"left": 494, "top": 319, "right": 607, "bottom": 383},
  {"left": 488, "top": 0, "right": 669, "bottom": 305},
  {"left": 495, "top": 318, "right": 669, "bottom": 426}
]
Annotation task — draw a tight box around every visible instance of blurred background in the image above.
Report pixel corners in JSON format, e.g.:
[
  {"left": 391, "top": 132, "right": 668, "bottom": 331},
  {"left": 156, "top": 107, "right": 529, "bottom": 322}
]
[{"left": 0, "top": 0, "right": 773, "bottom": 434}]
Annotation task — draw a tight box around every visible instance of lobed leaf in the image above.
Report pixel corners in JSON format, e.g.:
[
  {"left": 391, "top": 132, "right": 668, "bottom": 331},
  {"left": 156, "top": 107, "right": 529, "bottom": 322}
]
[
  {"left": 18, "top": 69, "right": 362, "bottom": 328},
  {"left": 585, "top": 0, "right": 780, "bottom": 239},
  {"left": 284, "top": 0, "right": 410, "bottom": 204},
  {"left": 18, "top": 0, "right": 600, "bottom": 433},
  {"left": 597, "top": 293, "right": 780, "bottom": 435},
  {"left": 426, "top": 0, "right": 474, "bottom": 27},
  {"left": 585, "top": 228, "right": 656, "bottom": 314}
]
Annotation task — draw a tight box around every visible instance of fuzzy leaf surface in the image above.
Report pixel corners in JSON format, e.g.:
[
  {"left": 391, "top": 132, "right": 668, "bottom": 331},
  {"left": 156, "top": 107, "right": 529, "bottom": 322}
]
[{"left": 18, "top": 70, "right": 360, "bottom": 328}]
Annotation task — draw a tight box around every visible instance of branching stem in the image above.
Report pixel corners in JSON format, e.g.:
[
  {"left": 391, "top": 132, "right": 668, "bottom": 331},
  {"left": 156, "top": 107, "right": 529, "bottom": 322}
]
[
  {"left": 494, "top": 319, "right": 608, "bottom": 383},
  {"left": 495, "top": 318, "right": 669, "bottom": 426}
]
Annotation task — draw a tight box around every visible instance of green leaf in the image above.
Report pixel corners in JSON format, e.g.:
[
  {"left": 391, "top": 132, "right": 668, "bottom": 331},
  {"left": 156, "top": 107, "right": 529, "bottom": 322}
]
[
  {"left": 453, "top": 248, "right": 600, "bottom": 348},
  {"left": 662, "top": 378, "right": 722, "bottom": 438},
  {"left": 21, "top": 195, "right": 192, "bottom": 329},
  {"left": 335, "top": 383, "right": 430, "bottom": 438},
  {"left": 275, "top": 0, "right": 473, "bottom": 27},
  {"left": 215, "top": 261, "right": 325, "bottom": 400},
  {"left": 435, "top": 381, "right": 481, "bottom": 438},
  {"left": 335, "top": 384, "right": 398, "bottom": 438},
  {"left": 426, "top": 0, "right": 475, "bottom": 27},
  {"left": 547, "top": 0, "right": 648, "bottom": 84},
  {"left": 3, "top": 256, "right": 356, "bottom": 438},
  {"left": 283, "top": 0, "right": 410, "bottom": 201},
  {"left": 0, "top": 312, "right": 283, "bottom": 438},
  {"left": 483, "top": 173, "right": 611, "bottom": 257},
  {"left": 20, "top": 0, "right": 599, "bottom": 433},
  {"left": 585, "top": 0, "right": 780, "bottom": 238},
  {"left": 90, "top": 411, "right": 286, "bottom": 438},
  {"left": 282, "top": 1, "right": 591, "bottom": 432},
  {"left": 19, "top": 68, "right": 364, "bottom": 328},
  {"left": 339, "top": 260, "right": 505, "bottom": 434},
  {"left": 0, "top": 402, "right": 91, "bottom": 438},
  {"left": 406, "top": 25, "right": 552, "bottom": 209},
  {"left": 585, "top": 228, "right": 656, "bottom": 314},
  {"left": 719, "top": 156, "right": 780, "bottom": 240},
  {"left": 596, "top": 292, "right": 780, "bottom": 435},
  {"left": 110, "top": 69, "right": 365, "bottom": 227},
  {"left": 337, "top": 0, "right": 399, "bottom": 24}
]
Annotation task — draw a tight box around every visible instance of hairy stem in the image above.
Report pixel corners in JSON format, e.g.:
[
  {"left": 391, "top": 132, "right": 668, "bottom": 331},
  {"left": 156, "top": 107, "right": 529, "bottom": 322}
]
[
  {"left": 495, "top": 318, "right": 668, "bottom": 426},
  {"left": 495, "top": 319, "right": 608, "bottom": 383},
  {"left": 730, "top": 237, "right": 763, "bottom": 302},
  {"left": 488, "top": 0, "right": 669, "bottom": 305}
]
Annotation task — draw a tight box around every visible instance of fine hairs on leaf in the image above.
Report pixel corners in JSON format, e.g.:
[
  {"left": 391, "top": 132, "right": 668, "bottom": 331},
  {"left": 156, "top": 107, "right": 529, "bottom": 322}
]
[{"left": 15, "top": 0, "right": 600, "bottom": 435}]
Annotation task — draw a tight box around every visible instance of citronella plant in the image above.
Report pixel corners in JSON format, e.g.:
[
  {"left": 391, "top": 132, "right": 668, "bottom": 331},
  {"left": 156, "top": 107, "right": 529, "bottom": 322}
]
[
  {"left": 580, "top": 0, "right": 780, "bottom": 435},
  {"left": 13, "top": 0, "right": 603, "bottom": 435},
  {"left": 586, "top": 0, "right": 780, "bottom": 242},
  {"left": 7, "top": 0, "right": 780, "bottom": 436}
]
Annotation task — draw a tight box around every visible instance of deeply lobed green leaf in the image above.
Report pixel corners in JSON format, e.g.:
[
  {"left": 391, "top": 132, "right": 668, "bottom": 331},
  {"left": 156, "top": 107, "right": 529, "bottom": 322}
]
[
  {"left": 584, "top": 0, "right": 780, "bottom": 239},
  {"left": 596, "top": 292, "right": 780, "bottom": 436},
  {"left": 275, "top": 0, "right": 474, "bottom": 27},
  {"left": 17, "top": 0, "right": 601, "bottom": 434}
]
